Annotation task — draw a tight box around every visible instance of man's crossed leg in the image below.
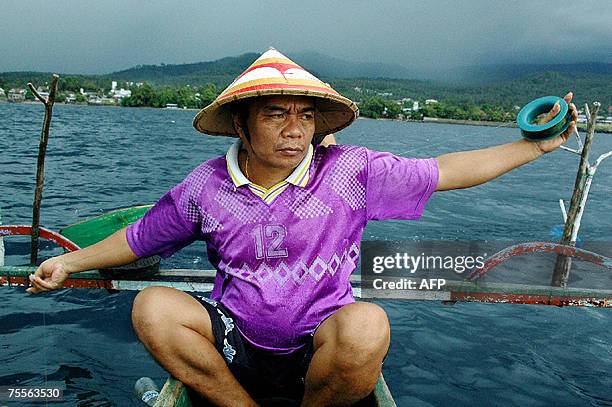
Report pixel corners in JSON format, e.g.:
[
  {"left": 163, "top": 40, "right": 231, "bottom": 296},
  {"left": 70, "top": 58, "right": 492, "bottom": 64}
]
[{"left": 131, "top": 286, "right": 390, "bottom": 406}]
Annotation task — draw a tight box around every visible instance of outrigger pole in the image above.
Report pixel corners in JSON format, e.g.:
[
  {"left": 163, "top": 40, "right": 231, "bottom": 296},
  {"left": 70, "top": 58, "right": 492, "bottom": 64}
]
[
  {"left": 0, "top": 213, "right": 4, "bottom": 267},
  {"left": 28, "top": 74, "right": 60, "bottom": 265},
  {"left": 553, "top": 102, "right": 612, "bottom": 286}
]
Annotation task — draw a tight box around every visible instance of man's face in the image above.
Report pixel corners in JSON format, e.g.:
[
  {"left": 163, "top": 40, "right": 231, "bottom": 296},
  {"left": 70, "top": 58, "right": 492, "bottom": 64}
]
[{"left": 237, "top": 95, "right": 316, "bottom": 171}]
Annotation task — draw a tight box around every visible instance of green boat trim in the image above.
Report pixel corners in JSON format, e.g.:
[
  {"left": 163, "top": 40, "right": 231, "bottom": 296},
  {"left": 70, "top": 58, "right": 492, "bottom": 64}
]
[{"left": 59, "top": 205, "right": 152, "bottom": 248}]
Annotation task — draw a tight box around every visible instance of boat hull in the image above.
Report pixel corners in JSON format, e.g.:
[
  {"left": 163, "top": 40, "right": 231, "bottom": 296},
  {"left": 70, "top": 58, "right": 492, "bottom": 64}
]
[{"left": 154, "top": 373, "right": 396, "bottom": 406}]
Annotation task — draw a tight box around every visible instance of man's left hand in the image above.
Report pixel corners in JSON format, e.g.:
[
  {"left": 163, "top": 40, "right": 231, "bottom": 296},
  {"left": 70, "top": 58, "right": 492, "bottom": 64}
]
[{"left": 533, "top": 92, "right": 578, "bottom": 154}]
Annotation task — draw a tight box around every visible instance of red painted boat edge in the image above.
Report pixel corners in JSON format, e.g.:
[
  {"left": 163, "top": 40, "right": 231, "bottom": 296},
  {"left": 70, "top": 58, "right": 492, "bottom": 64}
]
[{"left": 0, "top": 225, "right": 80, "bottom": 252}]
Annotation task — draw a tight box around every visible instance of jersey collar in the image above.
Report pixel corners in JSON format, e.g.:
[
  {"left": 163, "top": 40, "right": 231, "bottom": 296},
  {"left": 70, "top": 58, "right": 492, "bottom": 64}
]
[{"left": 226, "top": 140, "right": 313, "bottom": 190}]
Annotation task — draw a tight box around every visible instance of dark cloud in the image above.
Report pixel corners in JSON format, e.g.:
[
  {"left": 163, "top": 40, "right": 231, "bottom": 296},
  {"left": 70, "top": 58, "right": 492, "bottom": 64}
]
[{"left": 1, "top": 0, "right": 610, "bottom": 76}]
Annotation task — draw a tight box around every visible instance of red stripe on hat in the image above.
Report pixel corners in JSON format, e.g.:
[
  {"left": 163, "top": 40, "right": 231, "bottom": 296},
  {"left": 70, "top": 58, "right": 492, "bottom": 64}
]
[
  {"left": 220, "top": 83, "right": 340, "bottom": 100},
  {"left": 237, "top": 62, "right": 303, "bottom": 79}
]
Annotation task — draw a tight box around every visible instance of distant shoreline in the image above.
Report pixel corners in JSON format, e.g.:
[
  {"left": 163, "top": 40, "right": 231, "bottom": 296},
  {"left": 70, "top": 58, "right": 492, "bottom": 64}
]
[
  {"left": 6, "top": 101, "right": 611, "bottom": 133},
  {"left": 422, "top": 117, "right": 515, "bottom": 128},
  {"left": 362, "top": 115, "right": 612, "bottom": 134}
]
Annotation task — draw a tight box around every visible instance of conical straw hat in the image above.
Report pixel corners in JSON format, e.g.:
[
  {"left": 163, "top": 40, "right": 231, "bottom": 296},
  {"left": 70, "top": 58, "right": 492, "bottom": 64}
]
[{"left": 193, "top": 48, "right": 358, "bottom": 140}]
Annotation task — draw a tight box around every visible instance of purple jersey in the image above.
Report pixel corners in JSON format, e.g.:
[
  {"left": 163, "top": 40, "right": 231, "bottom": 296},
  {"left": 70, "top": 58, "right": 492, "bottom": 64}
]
[{"left": 127, "top": 142, "right": 438, "bottom": 354}]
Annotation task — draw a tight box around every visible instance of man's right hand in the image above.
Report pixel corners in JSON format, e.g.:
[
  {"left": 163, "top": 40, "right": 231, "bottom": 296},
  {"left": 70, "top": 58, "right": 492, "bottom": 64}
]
[
  {"left": 24, "top": 227, "right": 139, "bottom": 295},
  {"left": 26, "top": 257, "right": 72, "bottom": 294}
]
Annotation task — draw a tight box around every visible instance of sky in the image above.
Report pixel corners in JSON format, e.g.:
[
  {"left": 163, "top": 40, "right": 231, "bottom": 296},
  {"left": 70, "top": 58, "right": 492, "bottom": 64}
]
[{"left": 1, "top": 0, "right": 611, "bottom": 77}]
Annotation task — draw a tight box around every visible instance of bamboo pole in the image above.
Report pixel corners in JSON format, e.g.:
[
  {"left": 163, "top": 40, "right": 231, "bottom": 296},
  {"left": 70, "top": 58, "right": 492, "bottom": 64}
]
[
  {"left": 0, "top": 212, "right": 4, "bottom": 267},
  {"left": 551, "top": 102, "right": 600, "bottom": 287},
  {"left": 28, "top": 74, "right": 60, "bottom": 265}
]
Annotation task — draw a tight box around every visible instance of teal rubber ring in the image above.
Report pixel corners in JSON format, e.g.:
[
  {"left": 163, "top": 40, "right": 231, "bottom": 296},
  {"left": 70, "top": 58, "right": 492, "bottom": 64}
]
[{"left": 516, "top": 96, "right": 572, "bottom": 141}]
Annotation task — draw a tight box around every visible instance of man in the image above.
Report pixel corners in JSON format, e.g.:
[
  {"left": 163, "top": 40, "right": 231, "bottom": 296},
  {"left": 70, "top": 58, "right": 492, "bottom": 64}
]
[{"left": 27, "top": 49, "right": 577, "bottom": 406}]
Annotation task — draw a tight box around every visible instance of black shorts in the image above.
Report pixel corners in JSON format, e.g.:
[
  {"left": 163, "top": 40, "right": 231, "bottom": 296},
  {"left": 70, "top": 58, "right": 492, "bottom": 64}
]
[{"left": 189, "top": 293, "right": 315, "bottom": 403}]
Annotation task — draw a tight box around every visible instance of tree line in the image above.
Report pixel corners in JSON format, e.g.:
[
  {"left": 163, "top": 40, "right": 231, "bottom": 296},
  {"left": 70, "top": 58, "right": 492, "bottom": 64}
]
[
  {"left": 0, "top": 74, "right": 530, "bottom": 122},
  {"left": 120, "top": 83, "right": 217, "bottom": 109},
  {"left": 2, "top": 72, "right": 608, "bottom": 123},
  {"left": 346, "top": 96, "right": 514, "bottom": 122}
]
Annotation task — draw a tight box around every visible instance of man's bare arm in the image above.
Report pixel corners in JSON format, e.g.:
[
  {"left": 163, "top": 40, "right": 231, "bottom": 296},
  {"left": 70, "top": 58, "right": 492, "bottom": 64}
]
[
  {"left": 27, "top": 227, "right": 139, "bottom": 293},
  {"left": 436, "top": 92, "right": 577, "bottom": 191},
  {"left": 435, "top": 139, "right": 543, "bottom": 191}
]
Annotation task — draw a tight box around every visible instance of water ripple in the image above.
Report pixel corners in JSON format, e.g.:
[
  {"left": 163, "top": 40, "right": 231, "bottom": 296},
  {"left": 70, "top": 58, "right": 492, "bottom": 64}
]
[{"left": 1, "top": 104, "right": 611, "bottom": 406}]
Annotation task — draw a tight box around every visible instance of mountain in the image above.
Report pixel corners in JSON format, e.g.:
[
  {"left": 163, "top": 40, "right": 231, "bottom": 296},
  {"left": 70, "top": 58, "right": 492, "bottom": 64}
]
[
  {"left": 3, "top": 52, "right": 610, "bottom": 86},
  {"left": 331, "top": 70, "right": 612, "bottom": 109},
  {"left": 99, "top": 51, "right": 420, "bottom": 86},
  {"left": 3, "top": 52, "right": 611, "bottom": 85},
  {"left": 290, "top": 51, "right": 419, "bottom": 79},
  {"left": 109, "top": 54, "right": 258, "bottom": 78},
  {"left": 1, "top": 53, "right": 610, "bottom": 108},
  {"left": 481, "top": 70, "right": 612, "bottom": 108},
  {"left": 100, "top": 53, "right": 260, "bottom": 88},
  {"left": 437, "top": 62, "right": 612, "bottom": 84}
]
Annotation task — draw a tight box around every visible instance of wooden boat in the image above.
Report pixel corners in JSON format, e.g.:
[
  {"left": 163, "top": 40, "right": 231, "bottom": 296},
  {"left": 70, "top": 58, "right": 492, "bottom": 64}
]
[
  {"left": 152, "top": 374, "right": 396, "bottom": 406},
  {"left": 3, "top": 206, "right": 611, "bottom": 305},
  {"left": 3, "top": 264, "right": 611, "bottom": 307},
  {"left": 2, "top": 206, "right": 611, "bottom": 407}
]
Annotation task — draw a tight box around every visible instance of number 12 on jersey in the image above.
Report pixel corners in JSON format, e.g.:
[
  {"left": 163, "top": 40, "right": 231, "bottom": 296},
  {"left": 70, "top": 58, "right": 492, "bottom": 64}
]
[{"left": 251, "top": 224, "right": 288, "bottom": 260}]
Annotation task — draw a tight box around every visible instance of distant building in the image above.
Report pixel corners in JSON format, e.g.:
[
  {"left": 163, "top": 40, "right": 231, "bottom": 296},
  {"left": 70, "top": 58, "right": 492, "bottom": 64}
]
[
  {"left": 0, "top": 88, "right": 5, "bottom": 98},
  {"left": 425, "top": 99, "right": 438, "bottom": 105},
  {"left": 111, "top": 81, "right": 117, "bottom": 91},
  {"left": 65, "top": 93, "right": 77, "bottom": 104},
  {"left": 100, "top": 97, "right": 115, "bottom": 105},
  {"left": 88, "top": 96, "right": 115, "bottom": 106},
  {"left": 110, "top": 87, "right": 131, "bottom": 104},
  {"left": 412, "top": 101, "right": 419, "bottom": 111},
  {"left": 31, "top": 88, "right": 49, "bottom": 103},
  {"left": 8, "top": 89, "right": 26, "bottom": 102}
]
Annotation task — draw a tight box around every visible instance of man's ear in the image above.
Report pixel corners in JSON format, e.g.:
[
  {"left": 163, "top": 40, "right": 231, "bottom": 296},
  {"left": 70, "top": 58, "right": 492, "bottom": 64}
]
[{"left": 232, "top": 114, "right": 245, "bottom": 137}]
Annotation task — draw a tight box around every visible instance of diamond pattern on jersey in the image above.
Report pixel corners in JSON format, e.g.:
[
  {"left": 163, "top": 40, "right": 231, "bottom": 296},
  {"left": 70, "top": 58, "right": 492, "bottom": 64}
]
[
  {"left": 178, "top": 163, "right": 215, "bottom": 223},
  {"left": 323, "top": 146, "right": 367, "bottom": 210},
  {"left": 201, "top": 211, "right": 222, "bottom": 234},
  {"left": 312, "top": 149, "right": 324, "bottom": 169},
  {"left": 215, "top": 179, "right": 269, "bottom": 223},
  {"left": 288, "top": 189, "right": 333, "bottom": 220},
  {"left": 225, "top": 242, "right": 360, "bottom": 286}
]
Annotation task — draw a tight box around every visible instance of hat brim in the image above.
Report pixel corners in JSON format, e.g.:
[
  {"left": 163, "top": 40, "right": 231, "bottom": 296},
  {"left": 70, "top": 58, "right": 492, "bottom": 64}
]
[{"left": 192, "top": 88, "right": 359, "bottom": 141}]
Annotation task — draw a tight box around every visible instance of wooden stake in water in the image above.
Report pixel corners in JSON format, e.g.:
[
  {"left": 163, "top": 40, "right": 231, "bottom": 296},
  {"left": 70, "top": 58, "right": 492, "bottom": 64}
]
[
  {"left": 552, "top": 102, "right": 600, "bottom": 287},
  {"left": 0, "top": 212, "right": 4, "bottom": 267},
  {"left": 28, "top": 74, "right": 60, "bottom": 266}
]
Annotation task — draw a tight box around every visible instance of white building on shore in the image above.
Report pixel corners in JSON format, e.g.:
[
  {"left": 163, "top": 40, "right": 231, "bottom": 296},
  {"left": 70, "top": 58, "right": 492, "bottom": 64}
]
[
  {"left": 111, "top": 88, "right": 131, "bottom": 103},
  {"left": 109, "top": 81, "right": 131, "bottom": 104},
  {"left": 8, "top": 89, "right": 26, "bottom": 102}
]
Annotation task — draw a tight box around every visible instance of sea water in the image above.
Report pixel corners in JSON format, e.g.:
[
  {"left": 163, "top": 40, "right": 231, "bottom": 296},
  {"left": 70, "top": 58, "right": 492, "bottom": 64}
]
[{"left": 1, "top": 103, "right": 610, "bottom": 406}]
